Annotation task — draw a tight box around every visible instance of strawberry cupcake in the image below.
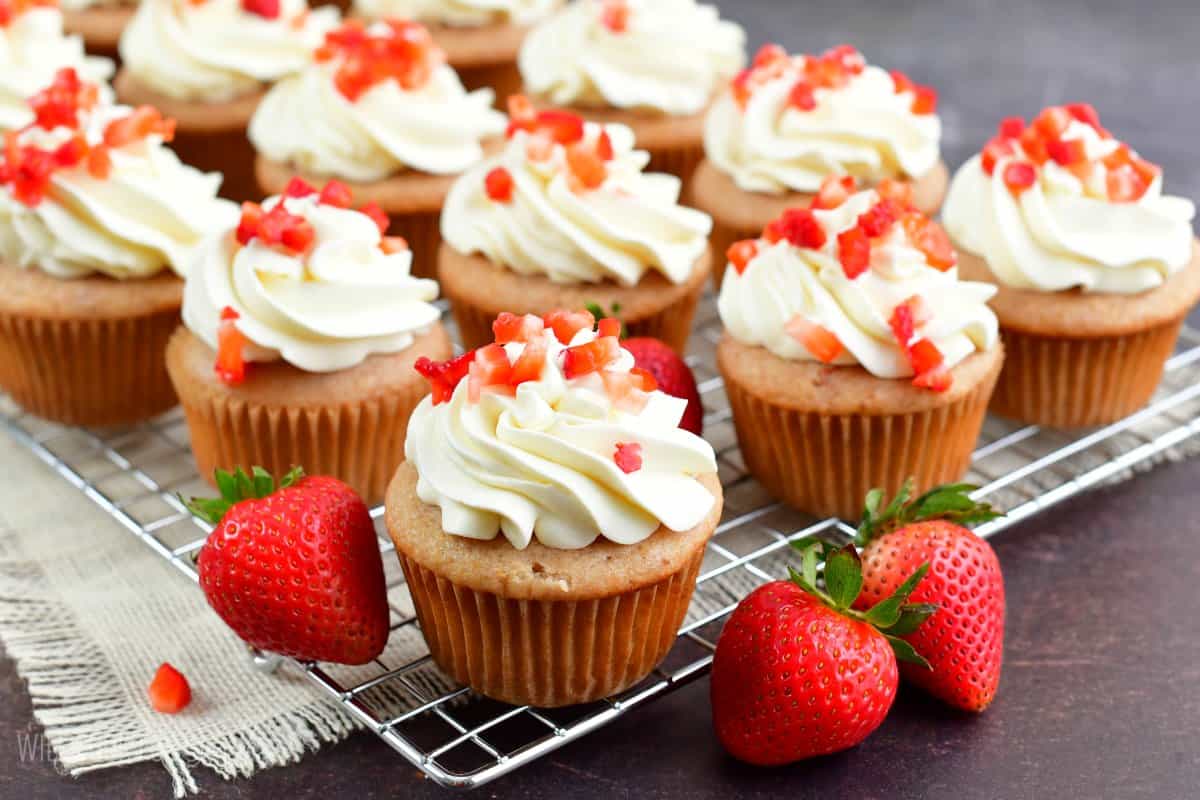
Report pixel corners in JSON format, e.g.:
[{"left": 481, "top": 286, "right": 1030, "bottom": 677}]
[
  {"left": 717, "top": 177, "right": 1003, "bottom": 520},
  {"left": 386, "top": 310, "right": 722, "bottom": 706},
  {"left": 517, "top": 0, "right": 745, "bottom": 178},
  {"left": 166, "top": 179, "right": 452, "bottom": 504},
  {"left": 943, "top": 105, "right": 1200, "bottom": 427},
  {"left": 439, "top": 99, "right": 713, "bottom": 353},
  {"left": 250, "top": 19, "right": 505, "bottom": 280},
  {"left": 690, "top": 44, "right": 948, "bottom": 289},
  {"left": 114, "top": 0, "right": 339, "bottom": 202},
  {"left": 351, "top": 0, "right": 560, "bottom": 104},
  {"left": 0, "top": 69, "right": 237, "bottom": 425},
  {"left": 1, "top": 0, "right": 114, "bottom": 133}
]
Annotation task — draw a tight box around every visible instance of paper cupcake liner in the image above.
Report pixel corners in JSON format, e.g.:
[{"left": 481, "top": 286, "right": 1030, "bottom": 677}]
[
  {"left": 645, "top": 140, "right": 705, "bottom": 185},
  {"left": 0, "top": 306, "right": 180, "bottom": 427},
  {"left": 173, "top": 126, "right": 259, "bottom": 204},
  {"left": 723, "top": 368, "right": 998, "bottom": 520},
  {"left": 395, "top": 545, "right": 705, "bottom": 707},
  {"left": 989, "top": 319, "right": 1185, "bottom": 428},
  {"left": 388, "top": 208, "right": 441, "bottom": 282}
]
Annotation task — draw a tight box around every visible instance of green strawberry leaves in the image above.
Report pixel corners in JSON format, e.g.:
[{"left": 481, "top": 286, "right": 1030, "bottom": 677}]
[
  {"left": 184, "top": 466, "right": 305, "bottom": 526},
  {"left": 855, "top": 479, "right": 1004, "bottom": 547},
  {"left": 788, "top": 539, "right": 935, "bottom": 669}
]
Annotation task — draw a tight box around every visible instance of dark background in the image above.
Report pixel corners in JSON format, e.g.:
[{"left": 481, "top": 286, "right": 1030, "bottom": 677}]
[{"left": 4, "top": 1, "right": 1200, "bottom": 797}]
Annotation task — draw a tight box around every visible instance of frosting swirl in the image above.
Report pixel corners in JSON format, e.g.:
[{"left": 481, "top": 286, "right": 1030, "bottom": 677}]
[
  {"left": 705, "top": 44, "right": 941, "bottom": 194},
  {"left": 943, "top": 106, "right": 1196, "bottom": 294},
  {"left": 442, "top": 104, "right": 712, "bottom": 286},
  {"left": 718, "top": 182, "right": 997, "bottom": 385},
  {"left": 183, "top": 187, "right": 441, "bottom": 373},
  {"left": 119, "top": 0, "right": 339, "bottom": 103},
  {"left": 0, "top": 89, "right": 237, "bottom": 280},
  {"left": 405, "top": 318, "right": 718, "bottom": 550},
  {"left": 352, "top": 0, "right": 557, "bottom": 27},
  {"left": 248, "top": 21, "right": 506, "bottom": 181},
  {"left": 519, "top": 0, "right": 744, "bottom": 115},
  {"left": 0, "top": 7, "right": 115, "bottom": 132}
]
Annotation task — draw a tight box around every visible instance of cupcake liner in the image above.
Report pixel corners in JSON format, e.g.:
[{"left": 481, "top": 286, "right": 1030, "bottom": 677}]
[
  {"left": 395, "top": 544, "right": 705, "bottom": 707},
  {"left": 990, "top": 319, "right": 1185, "bottom": 428},
  {"left": 62, "top": 7, "right": 132, "bottom": 61},
  {"left": 456, "top": 61, "right": 524, "bottom": 110},
  {"left": 390, "top": 208, "right": 441, "bottom": 282},
  {"left": 172, "top": 126, "right": 260, "bottom": 204},
  {"left": 722, "top": 352, "right": 1000, "bottom": 521},
  {"left": 644, "top": 140, "right": 705, "bottom": 187},
  {"left": 0, "top": 303, "right": 180, "bottom": 427}
]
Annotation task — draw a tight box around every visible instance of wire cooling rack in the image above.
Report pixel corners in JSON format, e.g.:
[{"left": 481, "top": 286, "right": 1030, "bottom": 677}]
[{"left": 4, "top": 295, "right": 1200, "bottom": 789}]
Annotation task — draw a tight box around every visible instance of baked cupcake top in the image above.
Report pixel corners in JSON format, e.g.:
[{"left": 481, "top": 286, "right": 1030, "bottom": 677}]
[
  {"left": 248, "top": 20, "right": 505, "bottom": 182},
  {"left": 718, "top": 177, "right": 998, "bottom": 391},
  {"left": 705, "top": 44, "right": 942, "bottom": 195},
  {"left": 119, "top": 0, "right": 339, "bottom": 104},
  {"left": 0, "top": 1, "right": 115, "bottom": 132},
  {"left": 0, "top": 69, "right": 236, "bottom": 280},
  {"left": 183, "top": 179, "right": 440, "bottom": 378},
  {"left": 519, "top": 0, "right": 745, "bottom": 116},
  {"left": 943, "top": 104, "right": 1196, "bottom": 295},
  {"left": 353, "top": 0, "right": 557, "bottom": 27},
  {"left": 442, "top": 97, "right": 711, "bottom": 287},
  {"left": 406, "top": 309, "right": 717, "bottom": 550}
]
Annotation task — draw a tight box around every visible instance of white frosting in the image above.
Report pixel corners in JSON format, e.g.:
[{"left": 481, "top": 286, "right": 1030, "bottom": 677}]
[
  {"left": 442, "top": 121, "right": 712, "bottom": 286},
  {"left": 249, "top": 32, "right": 506, "bottom": 181},
  {"left": 0, "top": 8, "right": 115, "bottom": 132},
  {"left": 353, "top": 0, "right": 557, "bottom": 27},
  {"left": 705, "top": 61, "right": 941, "bottom": 194},
  {"left": 718, "top": 189, "right": 998, "bottom": 378},
  {"left": 943, "top": 121, "right": 1196, "bottom": 294},
  {"left": 405, "top": 326, "right": 717, "bottom": 550},
  {"left": 183, "top": 194, "right": 441, "bottom": 372},
  {"left": 0, "top": 104, "right": 237, "bottom": 280},
  {"left": 519, "top": 0, "right": 744, "bottom": 115},
  {"left": 119, "top": 0, "right": 339, "bottom": 103}
]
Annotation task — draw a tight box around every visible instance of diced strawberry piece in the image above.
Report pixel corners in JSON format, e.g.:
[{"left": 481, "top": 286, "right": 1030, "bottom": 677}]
[
  {"left": 507, "top": 94, "right": 535, "bottom": 128},
  {"left": 1047, "top": 138, "right": 1088, "bottom": 166},
  {"left": 1106, "top": 164, "right": 1149, "bottom": 203},
  {"left": 215, "top": 306, "right": 246, "bottom": 386},
  {"left": 52, "top": 135, "right": 87, "bottom": 168},
  {"left": 600, "top": 0, "right": 629, "bottom": 33},
  {"left": 836, "top": 226, "right": 871, "bottom": 279},
  {"left": 492, "top": 312, "right": 544, "bottom": 344},
  {"left": 103, "top": 106, "right": 176, "bottom": 148},
  {"left": 771, "top": 208, "right": 827, "bottom": 249},
  {"left": 825, "top": 44, "right": 865, "bottom": 75},
  {"left": 235, "top": 202, "right": 264, "bottom": 245},
  {"left": 597, "top": 317, "right": 621, "bottom": 339},
  {"left": 283, "top": 177, "right": 316, "bottom": 198},
  {"left": 1018, "top": 126, "right": 1048, "bottom": 164},
  {"left": 630, "top": 366, "right": 658, "bottom": 392},
  {"left": 890, "top": 70, "right": 914, "bottom": 94},
  {"left": 785, "top": 315, "right": 844, "bottom": 364},
  {"left": 524, "top": 132, "right": 554, "bottom": 162},
  {"left": 469, "top": 344, "right": 513, "bottom": 399},
  {"left": 875, "top": 177, "right": 914, "bottom": 210},
  {"left": 857, "top": 200, "right": 898, "bottom": 239},
  {"left": 484, "top": 166, "right": 515, "bottom": 203},
  {"left": 788, "top": 80, "right": 817, "bottom": 111},
  {"left": 752, "top": 43, "right": 788, "bottom": 69},
  {"left": 1033, "top": 106, "right": 1072, "bottom": 140},
  {"left": 613, "top": 442, "right": 643, "bottom": 474},
  {"left": 86, "top": 145, "right": 111, "bottom": 179},
  {"left": 1101, "top": 143, "right": 1131, "bottom": 170},
  {"left": 280, "top": 219, "right": 315, "bottom": 253},
  {"left": 535, "top": 110, "right": 585, "bottom": 145},
  {"left": 812, "top": 174, "right": 856, "bottom": 210},
  {"left": 895, "top": 294, "right": 933, "bottom": 327},
  {"left": 908, "top": 338, "right": 944, "bottom": 375},
  {"left": 566, "top": 144, "right": 606, "bottom": 192},
  {"left": 762, "top": 219, "right": 784, "bottom": 244},
  {"left": 889, "top": 302, "right": 915, "bottom": 349},
  {"left": 600, "top": 370, "right": 650, "bottom": 413},
  {"left": 902, "top": 213, "right": 957, "bottom": 271},
  {"left": 148, "top": 663, "right": 192, "bottom": 714},
  {"left": 910, "top": 85, "right": 937, "bottom": 115},
  {"left": 360, "top": 202, "right": 389, "bottom": 234},
  {"left": 912, "top": 366, "right": 952, "bottom": 391},
  {"left": 543, "top": 309, "right": 595, "bottom": 345},
  {"left": 380, "top": 236, "right": 408, "bottom": 254},
  {"left": 998, "top": 116, "right": 1025, "bottom": 139},
  {"left": 595, "top": 129, "right": 614, "bottom": 161},
  {"left": 731, "top": 69, "right": 753, "bottom": 109},
  {"left": 1065, "top": 102, "right": 1101, "bottom": 129},
  {"left": 981, "top": 137, "right": 1015, "bottom": 176},
  {"left": 415, "top": 351, "right": 474, "bottom": 404},
  {"left": 726, "top": 239, "right": 759, "bottom": 275},
  {"left": 510, "top": 335, "right": 547, "bottom": 385},
  {"left": 241, "top": 0, "right": 280, "bottom": 19},
  {"left": 1131, "top": 157, "right": 1161, "bottom": 186},
  {"left": 563, "top": 337, "right": 620, "bottom": 378},
  {"left": 318, "top": 179, "right": 353, "bottom": 208},
  {"left": 1002, "top": 161, "right": 1038, "bottom": 194}
]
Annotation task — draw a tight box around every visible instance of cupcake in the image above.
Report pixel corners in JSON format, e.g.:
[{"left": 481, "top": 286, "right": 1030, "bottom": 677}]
[
  {"left": 386, "top": 311, "right": 722, "bottom": 706},
  {"left": 166, "top": 179, "right": 452, "bottom": 504},
  {"left": 717, "top": 177, "right": 1003, "bottom": 520},
  {"left": 250, "top": 19, "right": 506, "bottom": 280},
  {"left": 60, "top": 0, "right": 135, "bottom": 62},
  {"left": 943, "top": 105, "right": 1200, "bottom": 428},
  {"left": 114, "top": 0, "right": 339, "bottom": 202},
  {"left": 439, "top": 99, "right": 713, "bottom": 353},
  {"left": 0, "top": 69, "right": 236, "bottom": 425},
  {"left": 1, "top": 0, "right": 115, "bottom": 132},
  {"left": 351, "top": 0, "right": 560, "bottom": 104},
  {"left": 517, "top": 0, "right": 745, "bottom": 178},
  {"left": 690, "top": 44, "right": 948, "bottom": 289}
]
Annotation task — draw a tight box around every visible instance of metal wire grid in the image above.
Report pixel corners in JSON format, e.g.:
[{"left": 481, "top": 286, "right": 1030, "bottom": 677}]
[{"left": 3, "top": 297, "right": 1200, "bottom": 790}]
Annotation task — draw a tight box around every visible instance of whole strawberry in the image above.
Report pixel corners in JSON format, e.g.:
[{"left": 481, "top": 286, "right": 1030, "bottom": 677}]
[
  {"left": 186, "top": 467, "right": 389, "bottom": 665},
  {"left": 711, "top": 542, "right": 934, "bottom": 765},
  {"left": 853, "top": 481, "right": 1006, "bottom": 712},
  {"left": 621, "top": 337, "right": 703, "bottom": 435}
]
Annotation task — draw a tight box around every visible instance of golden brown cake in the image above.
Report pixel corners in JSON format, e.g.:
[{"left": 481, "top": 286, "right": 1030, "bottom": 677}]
[{"left": 62, "top": 5, "right": 134, "bottom": 61}]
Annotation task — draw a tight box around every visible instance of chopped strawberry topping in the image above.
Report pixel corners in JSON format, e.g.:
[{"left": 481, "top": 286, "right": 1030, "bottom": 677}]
[
  {"left": 415, "top": 351, "right": 475, "bottom": 405},
  {"left": 510, "top": 335, "right": 548, "bottom": 385},
  {"left": 894, "top": 294, "right": 933, "bottom": 327},
  {"left": 811, "top": 174, "right": 856, "bottom": 210},
  {"left": 360, "top": 201, "right": 389, "bottom": 234},
  {"left": 28, "top": 68, "right": 97, "bottom": 131},
  {"left": 1106, "top": 164, "right": 1150, "bottom": 203},
  {"left": 1065, "top": 102, "right": 1101, "bottom": 129},
  {"left": 825, "top": 44, "right": 866, "bottom": 75},
  {"left": 241, "top": 0, "right": 280, "bottom": 19},
  {"left": 468, "top": 343, "right": 513, "bottom": 402},
  {"left": 785, "top": 315, "right": 843, "bottom": 364},
  {"left": 1047, "top": 137, "right": 1088, "bottom": 166},
  {"left": 317, "top": 179, "right": 353, "bottom": 208},
  {"left": 997, "top": 116, "right": 1025, "bottom": 139},
  {"left": 889, "top": 298, "right": 950, "bottom": 391},
  {"left": 103, "top": 106, "right": 176, "bottom": 147},
  {"left": 912, "top": 366, "right": 952, "bottom": 392},
  {"left": 506, "top": 98, "right": 587, "bottom": 146},
  {"left": 752, "top": 43, "right": 788, "bottom": 69},
  {"left": 1002, "top": 161, "right": 1037, "bottom": 194},
  {"left": 566, "top": 144, "right": 607, "bottom": 192},
  {"left": 629, "top": 366, "right": 658, "bottom": 392},
  {"left": 731, "top": 68, "right": 754, "bottom": 109},
  {"left": 600, "top": 0, "right": 629, "bottom": 33},
  {"left": 86, "top": 145, "right": 111, "bottom": 179},
  {"left": 484, "top": 166, "right": 515, "bottom": 203},
  {"left": 910, "top": 85, "right": 937, "bottom": 115},
  {"left": 1018, "top": 126, "right": 1049, "bottom": 165},
  {"left": 726, "top": 239, "right": 759, "bottom": 276},
  {"left": 788, "top": 80, "right": 817, "bottom": 111},
  {"left": 316, "top": 20, "right": 442, "bottom": 102},
  {"left": 901, "top": 213, "right": 956, "bottom": 271},
  {"left": 856, "top": 200, "right": 898, "bottom": 239},
  {"left": 1032, "top": 105, "right": 1072, "bottom": 140},
  {"left": 492, "top": 312, "right": 544, "bottom": 344},
  {"left": 765, "top": 208, "right": 826, "bottom": 249},
  {"left": 613, "top": 442, "right": 643, "bottom": 474},
  {"left": 889, "top": 302, "right": 916, "bottom": 349},
  {"left": 215, "top": 306, "right": 247, "bottom": 386},
  {"left": 908, "top": 338, "right": 945, "bottom": 375},
  {"left": 283, "top": 176, "right": 316, "bottom": 198},
  {"left": 836, "top": 226, "right": 871, "bottom": 279},
  {"left": 543, "top": 309, "right": 595, "bottom": 345},
  {"left": 734, "top": 44, "right": 867, "bottom": 109},
  {"left": 235, "top": 200, "right": 314, "bottom": 255},
  {"left": 875, "top": 177, "right": 915, "bottom": 210},
  {"left": 981, "top": 137, "right": 1015, "bottom": 176},
  {"left": 595, "top": 129, "right": 614, "bottom": 161},
  {"left": 889, "top": 70, "right": 914, "bottom": 95},
  {"left": 597, "top": 317, "right": 621, "bottom": 339},
  {"left": 148, "top": 663, "right": 192, "bottom": 714},
  {"left": 563, "top": 337, "right": 620, "bottom": 378}
]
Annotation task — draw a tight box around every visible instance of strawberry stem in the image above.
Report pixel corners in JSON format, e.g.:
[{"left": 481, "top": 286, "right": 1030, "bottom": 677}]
[
  {"left": 183, "top": 466, "right": 305, "bottom": 525},
  {"left": 854, "top": 479, "right": 1004, "bottom": 547}
]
